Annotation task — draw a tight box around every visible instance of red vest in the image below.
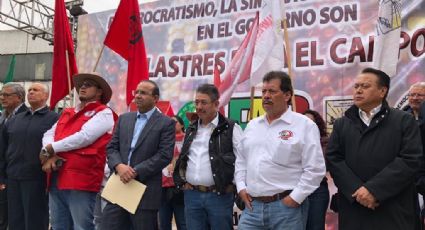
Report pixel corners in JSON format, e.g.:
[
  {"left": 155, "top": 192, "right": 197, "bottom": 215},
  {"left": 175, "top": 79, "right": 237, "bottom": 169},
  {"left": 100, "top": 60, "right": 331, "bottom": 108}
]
[
  {"left": 52, "top": 102, "right": 116, "bottom": 192},
  {"left": 162, "top": 132, "right": 184, "bottom": 187}
]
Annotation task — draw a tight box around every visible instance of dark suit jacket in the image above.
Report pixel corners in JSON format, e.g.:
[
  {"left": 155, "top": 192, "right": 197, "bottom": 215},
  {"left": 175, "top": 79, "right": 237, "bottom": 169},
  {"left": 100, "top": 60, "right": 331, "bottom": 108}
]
[
  {"left": 327, "top": 103, "right": 422, "bottom": 230},
  {"left": 107, "top": 109, "right": 175, "bottom": 210}
]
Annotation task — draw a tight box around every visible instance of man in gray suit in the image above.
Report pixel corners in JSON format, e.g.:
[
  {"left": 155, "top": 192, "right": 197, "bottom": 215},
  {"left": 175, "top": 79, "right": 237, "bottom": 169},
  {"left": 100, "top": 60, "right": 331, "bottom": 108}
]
[
  {"left": 100, "top": 80, "right": 175, "bottom": 230},
  {"left": 0, "top": 83, "right": 27, "bottom": 230}
]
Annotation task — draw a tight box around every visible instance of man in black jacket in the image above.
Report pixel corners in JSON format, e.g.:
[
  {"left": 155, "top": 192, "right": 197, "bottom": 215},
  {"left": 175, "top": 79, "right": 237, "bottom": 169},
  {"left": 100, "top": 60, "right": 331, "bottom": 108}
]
[
  {"left": 0, "top": 83, "right": 58, "bottom": 230},
  {"left": 0, "top": 83, "right": 28, "bottom": 230},
  {"left": 174, "top": 84, "right": 243, "bottom": 230},
  {"left": 326, "top": 68, "right": 423, "bottom": 230}
]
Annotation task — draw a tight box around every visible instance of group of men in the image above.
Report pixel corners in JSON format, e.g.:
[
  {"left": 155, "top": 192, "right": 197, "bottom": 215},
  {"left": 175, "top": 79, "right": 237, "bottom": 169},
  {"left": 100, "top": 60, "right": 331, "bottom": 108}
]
[{"left": 0, "top": 67, "right": 423, "bottom": 230}]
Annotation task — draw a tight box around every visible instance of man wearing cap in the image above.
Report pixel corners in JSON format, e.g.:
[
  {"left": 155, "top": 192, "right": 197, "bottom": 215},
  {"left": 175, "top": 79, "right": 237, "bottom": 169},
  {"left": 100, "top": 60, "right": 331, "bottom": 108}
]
[{"left": 41, "top": 73, "right": 116, "bottom": 230}]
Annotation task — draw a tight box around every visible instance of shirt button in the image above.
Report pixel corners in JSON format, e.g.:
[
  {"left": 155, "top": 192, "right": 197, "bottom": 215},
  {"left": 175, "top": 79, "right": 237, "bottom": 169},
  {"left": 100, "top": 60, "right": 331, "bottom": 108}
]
[
  {"left": 213, "top": 174, "right": 216, "bottom": 177},
  {"left": 210, "top": 157, "right": 214, "bottom": 160},
  {"left": 217, "top": 192, "right": 221, "bottom": 195}
]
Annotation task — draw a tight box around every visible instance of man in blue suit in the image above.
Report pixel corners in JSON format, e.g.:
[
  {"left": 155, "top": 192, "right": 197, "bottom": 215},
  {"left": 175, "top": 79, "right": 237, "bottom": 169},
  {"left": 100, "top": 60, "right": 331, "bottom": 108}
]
[{"left": 100, "top": 80, "right": 175, "bottom": 230}]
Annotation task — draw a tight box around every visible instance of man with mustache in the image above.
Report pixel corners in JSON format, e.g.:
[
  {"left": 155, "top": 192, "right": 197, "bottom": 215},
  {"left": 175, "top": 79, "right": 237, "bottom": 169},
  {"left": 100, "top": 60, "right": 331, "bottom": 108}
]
[
  {"left": 235, "top": 71, "right": 326, "bottom": 230},
  {"left": 326, "top": 68, "right": 422, "bottom": 230},
  {"left": 41, "top": 73, "right": 116, "bottom": 230},
  {"left": 174, "top": 84, "right": 243, "bottom": 230}
]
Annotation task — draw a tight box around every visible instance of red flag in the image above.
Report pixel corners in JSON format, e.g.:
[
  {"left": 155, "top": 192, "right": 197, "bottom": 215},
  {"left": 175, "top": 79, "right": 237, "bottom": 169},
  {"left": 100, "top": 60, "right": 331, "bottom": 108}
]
[
  {"left": 104, "top": 0, "right": 149, "bottom": 105},
  {"left": 218, "top": 12, "right": 259, "bottom": 108},
  {"left": 213, "top": 64, "right": 225, "bottom": 115},
  {"left": 50, "top": 0, "right": 78, "bottom": 109}
]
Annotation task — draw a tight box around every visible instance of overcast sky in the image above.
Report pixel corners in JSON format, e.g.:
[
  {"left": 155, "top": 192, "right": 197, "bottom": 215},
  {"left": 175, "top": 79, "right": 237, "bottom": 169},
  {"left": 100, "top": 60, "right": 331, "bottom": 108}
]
[{"left": 0, "top": 0, "right": 157, "bottom": 30}]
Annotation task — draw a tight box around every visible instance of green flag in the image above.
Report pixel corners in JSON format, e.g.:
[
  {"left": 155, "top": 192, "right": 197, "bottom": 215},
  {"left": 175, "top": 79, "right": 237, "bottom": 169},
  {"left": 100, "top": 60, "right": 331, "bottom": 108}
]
[{"left": 4, "top": 55, "right": 16, "bottom": 83}]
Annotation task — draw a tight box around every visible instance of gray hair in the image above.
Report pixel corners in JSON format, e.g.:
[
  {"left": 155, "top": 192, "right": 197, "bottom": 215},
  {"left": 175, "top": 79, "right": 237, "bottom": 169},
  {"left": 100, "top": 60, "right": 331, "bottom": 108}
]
[
  {"left": 409, "top": 82, "right": 425, "bottom": 91},
  {"left": 32, "top": 82, "right": 50, "bottom": 95},
  {"left": 2, "top": 82, "right": 25, "bottom": 102}
]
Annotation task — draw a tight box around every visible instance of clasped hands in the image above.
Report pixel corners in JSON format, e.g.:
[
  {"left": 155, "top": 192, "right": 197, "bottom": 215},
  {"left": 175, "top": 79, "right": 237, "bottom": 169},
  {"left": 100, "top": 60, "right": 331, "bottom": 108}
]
[
  {"left": 115, "top": 163, "right": 137, "bottom": 184},
  {"left": 352, "top": 186, "right": 379, "bottom": 210}
]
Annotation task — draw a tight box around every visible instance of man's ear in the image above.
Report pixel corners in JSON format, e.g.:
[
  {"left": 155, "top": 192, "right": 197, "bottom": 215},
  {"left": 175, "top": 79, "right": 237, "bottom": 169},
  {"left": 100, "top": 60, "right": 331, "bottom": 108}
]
[
  {"left": 380, "top": 87, "right": 388, "bottom": 98},
  {"left": 96, "top": 89, "right": 103, "bottom": 100},
  {"left": 154, "top": 95, "right": 160, "bottom": 103},
  {"left": 214, "top": 99, "right": 220, "bottom": 107}
]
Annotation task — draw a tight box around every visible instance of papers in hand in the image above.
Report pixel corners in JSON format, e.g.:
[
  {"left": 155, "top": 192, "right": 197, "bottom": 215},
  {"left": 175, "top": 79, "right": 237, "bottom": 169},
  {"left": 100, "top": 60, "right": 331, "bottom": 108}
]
[{"left": 101, "top": 173, "right": 146, "bottom": 214}]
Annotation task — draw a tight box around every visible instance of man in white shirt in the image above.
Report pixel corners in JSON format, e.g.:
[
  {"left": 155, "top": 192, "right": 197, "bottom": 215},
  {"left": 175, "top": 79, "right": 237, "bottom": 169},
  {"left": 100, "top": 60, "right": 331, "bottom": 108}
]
[
  {"left": 41, "top": 73, "right": 116, "bottom": 230},
  {"left": 235, "top": 71, "right": 326, "bottom": 230},
  {"left": 174, "top": 84, "right": 243, "bottom": 230}
]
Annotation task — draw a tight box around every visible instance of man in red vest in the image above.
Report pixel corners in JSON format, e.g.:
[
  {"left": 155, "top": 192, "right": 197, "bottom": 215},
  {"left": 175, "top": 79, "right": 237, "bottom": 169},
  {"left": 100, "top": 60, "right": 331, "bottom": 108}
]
[{"left": 41, "top": 73, "right": 116, "bottom": 230}]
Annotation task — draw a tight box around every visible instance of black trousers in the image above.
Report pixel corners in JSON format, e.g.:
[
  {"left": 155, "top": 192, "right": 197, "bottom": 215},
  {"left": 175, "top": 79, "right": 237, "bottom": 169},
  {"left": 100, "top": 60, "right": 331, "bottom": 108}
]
[
  {"left": 0, "top": 189, "right": 7, "bottom": 230},
  {"left": 7, "top": 178, "right": 49, "bottom": 230},
  {"left": 100, "top": 202, "right": 158, "bottom": 230}
]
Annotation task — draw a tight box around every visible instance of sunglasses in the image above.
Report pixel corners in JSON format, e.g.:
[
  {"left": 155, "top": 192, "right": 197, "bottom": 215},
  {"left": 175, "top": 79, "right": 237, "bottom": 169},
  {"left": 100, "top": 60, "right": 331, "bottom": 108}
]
[{"left": 80, "top": 81, "right": 99, "bottom": 88}]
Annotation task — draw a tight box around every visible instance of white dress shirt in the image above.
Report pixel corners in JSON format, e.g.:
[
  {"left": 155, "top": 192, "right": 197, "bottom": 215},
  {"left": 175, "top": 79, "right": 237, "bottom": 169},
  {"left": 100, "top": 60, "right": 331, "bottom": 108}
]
[
  {"left": 42, "top": 103, "right": 114, "bottom": 153},
  {"left": 359, "top": 104, "right": 382, "bottom": 126},
  {"left": 235, "top": 109, "right": 326, "bottom": 204},
  {"left": 186, "top": 113, "right": 243, "bottom": 186}
]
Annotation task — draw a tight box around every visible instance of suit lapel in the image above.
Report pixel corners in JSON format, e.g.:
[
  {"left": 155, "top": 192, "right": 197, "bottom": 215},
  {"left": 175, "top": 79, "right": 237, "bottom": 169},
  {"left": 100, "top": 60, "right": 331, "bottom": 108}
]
[{"left": 134, "top": 109, "right": 160, "bottom": 150}]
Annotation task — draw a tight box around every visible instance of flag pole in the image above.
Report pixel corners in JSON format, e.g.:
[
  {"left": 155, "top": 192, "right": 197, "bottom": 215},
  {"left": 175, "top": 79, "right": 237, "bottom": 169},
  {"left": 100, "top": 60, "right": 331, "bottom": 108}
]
[
  {"left": 249, "top": 86, "right": 255, "bottom": 121},
  {"left": 65, "top": 49, "right": 73, "bottom": 107},
  {"left": 282, "top": 17, "right": 297, "bottom": 111},
  {"left": 93, "top": 45, "right": 105, "bottom": 72},
  {"left": 247, "top": 12, "right": 260, "bottom": 122}
]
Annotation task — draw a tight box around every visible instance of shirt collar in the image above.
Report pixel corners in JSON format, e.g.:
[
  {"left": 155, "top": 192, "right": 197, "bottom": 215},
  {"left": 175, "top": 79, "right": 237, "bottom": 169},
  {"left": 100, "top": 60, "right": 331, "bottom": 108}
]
[
  {"left": 260, "top": 109, "right": 293, "bottom": 125},
  {"left": 137, "top": 106, "right": 156, "bottom": 120},
  {"left": 198, "top": 112, "right": 219, "bottom": 128},
  {"left": 359, "top": 104, "right": 382, "bottom": 119},
  {"left": 75, "top": 101, "right": 98, "bottom": 112},
  {"left": 12, "top": 103, "right": 24, "bottom": 115},
  {"left": 29, "top": 105, "right": 48, "bottom": 115}
]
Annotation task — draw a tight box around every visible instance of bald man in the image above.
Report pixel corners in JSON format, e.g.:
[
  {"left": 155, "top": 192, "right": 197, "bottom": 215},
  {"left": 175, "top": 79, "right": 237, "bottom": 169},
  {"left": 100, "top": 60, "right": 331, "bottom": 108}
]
[{"left": 0, "top": 83, "right": 58, "bottom": 230}]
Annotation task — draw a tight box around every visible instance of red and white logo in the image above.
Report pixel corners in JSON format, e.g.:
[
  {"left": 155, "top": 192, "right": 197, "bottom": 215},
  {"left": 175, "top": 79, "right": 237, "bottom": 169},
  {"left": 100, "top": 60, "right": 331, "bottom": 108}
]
[{"left": 279, "top": 130, "right": 293, "bottom": 140}]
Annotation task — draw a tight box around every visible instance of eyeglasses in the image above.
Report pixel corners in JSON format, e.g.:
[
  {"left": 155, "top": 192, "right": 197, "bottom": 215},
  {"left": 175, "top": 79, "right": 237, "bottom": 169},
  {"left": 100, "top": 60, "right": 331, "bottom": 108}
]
[
  {"left": 0, "top": 92, "right": 17, "bottom": 97},
  {"left": 408, "top": 93, "right": 425, "bottom": 98},
  {"left": 132, "top": 90, "right": 153, "bottom": 96},
  {"left": 80, "top": 81, "right": 99, "bottom": 88}
]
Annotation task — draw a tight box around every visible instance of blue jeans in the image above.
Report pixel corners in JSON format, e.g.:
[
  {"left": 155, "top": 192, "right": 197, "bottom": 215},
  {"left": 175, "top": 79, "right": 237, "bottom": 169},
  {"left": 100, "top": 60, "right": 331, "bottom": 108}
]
[
  {"left": 159, "top": 187, "right": 186, "bottom": 230},
  {"left": 238, "top": 199, "right": 309, "bottom": 230},
  {"left": 184, "top": 190, "right": 234, "bottom": 230},
  {"left": 307, "top": 182, "right": 330, "bottom": 230},
  {"left": 49, "top": 174, "right": 96, "bottom": 230}
]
